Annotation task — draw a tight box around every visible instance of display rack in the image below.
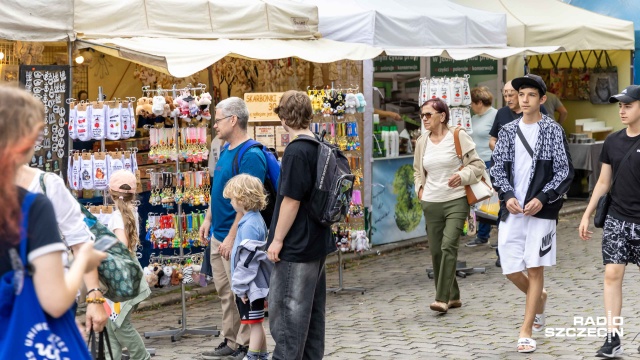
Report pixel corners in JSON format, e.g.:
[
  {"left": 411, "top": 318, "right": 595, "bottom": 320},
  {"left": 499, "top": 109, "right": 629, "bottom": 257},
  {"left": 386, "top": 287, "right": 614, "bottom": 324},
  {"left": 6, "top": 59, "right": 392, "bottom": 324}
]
[
  {"left": 142, "top": 85, "right": 219, "bottom": 342},
  {"left": 306, "top": 84, "right": 368, "bottom": 295}
]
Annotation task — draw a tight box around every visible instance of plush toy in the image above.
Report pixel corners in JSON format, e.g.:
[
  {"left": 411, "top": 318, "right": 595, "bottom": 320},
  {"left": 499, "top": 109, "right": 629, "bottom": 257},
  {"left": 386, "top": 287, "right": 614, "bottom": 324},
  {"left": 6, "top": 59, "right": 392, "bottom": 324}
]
[
  {"left": 152, "top": 96, "right": 166, "bottom": 116},
  {"left": 354, "top": 230, "right": 371, "bottom": 253},
  {"left": 334, "top": 92, "right": 345, "bottom": 118},
  {"left": 136, "top": 97, "right": 149, "bottom": 117},
  {"left": 199, "top": 92, "right": 212, "bottom": 120},
  {"left": 152, "top": 263, "right": 165, "bottom": 288},
  {"left": 144, "top": 264, "right": 158, "bottom": 288},
  {"left": 322, "top": 96, "right": 333, "bottom": 117},
  {"left": 344, "top": 93, "right": 358, "bottom": 114},
  {"left": 355, "top": 93, "right": 366, "bottom": 113},
  {"left": 182, "top": 266, "right": 194, "bottom": 284},
  {"left": 170, "top": 266, "right": 181, "bottom": 286},
  {"left": 159, "top": 265, "right": 172, "bottom": 287}
]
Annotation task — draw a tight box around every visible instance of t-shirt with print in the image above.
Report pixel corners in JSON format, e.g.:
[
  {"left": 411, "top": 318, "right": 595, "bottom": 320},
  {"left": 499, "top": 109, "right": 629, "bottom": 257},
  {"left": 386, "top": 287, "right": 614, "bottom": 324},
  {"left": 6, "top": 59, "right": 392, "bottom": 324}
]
[
  {"left": 600, "top": 129, "right": 640, "bottom": 224},
  {"left": 266, "top": 139, "right": 334, "bottom": 263},
  {"left": 210, "top": 140, "right": 267, "bottom": 241},
  {"left": 0, "top": 188, "right": 67, "bottom": 277},
  {"left": 489, "top": 105, "right": 547, "bottom": 138},
  {"left": 513, "top": 121, "right": 539, "bottom": 209}
]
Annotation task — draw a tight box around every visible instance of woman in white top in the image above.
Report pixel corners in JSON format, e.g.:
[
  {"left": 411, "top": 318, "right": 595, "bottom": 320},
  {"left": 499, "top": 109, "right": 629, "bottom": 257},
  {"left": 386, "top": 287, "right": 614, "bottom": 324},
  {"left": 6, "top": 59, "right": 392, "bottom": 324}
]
[
  {"left": 413, "top": 98, "right": 485, "bottom": 313},
  {"left": 16, "top": 165, "right": 109, "bottom": 332}
]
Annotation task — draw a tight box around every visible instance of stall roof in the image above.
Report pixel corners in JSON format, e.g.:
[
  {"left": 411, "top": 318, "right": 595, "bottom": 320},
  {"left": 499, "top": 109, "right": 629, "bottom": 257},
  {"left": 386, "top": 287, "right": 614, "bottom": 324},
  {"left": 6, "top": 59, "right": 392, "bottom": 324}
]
[
  {"left": 79, "top": 37, "right": 382, "bottom": 78},
  {"left": 451, "top": 0, "right": 635, "bottom": 51},
  {"left": 296, "top": 0, "right": 562, "bottom": 59},
  {"left": 0, "top": 0, "right": 322, "bottom": 42}
]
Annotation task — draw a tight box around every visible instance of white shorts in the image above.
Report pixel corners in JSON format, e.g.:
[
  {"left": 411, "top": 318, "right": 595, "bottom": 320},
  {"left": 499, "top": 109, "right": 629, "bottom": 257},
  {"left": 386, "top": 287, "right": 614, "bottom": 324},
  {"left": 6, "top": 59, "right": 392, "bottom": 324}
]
[{"left": 498, "top": 215, "right": 557, "bottom": 275}]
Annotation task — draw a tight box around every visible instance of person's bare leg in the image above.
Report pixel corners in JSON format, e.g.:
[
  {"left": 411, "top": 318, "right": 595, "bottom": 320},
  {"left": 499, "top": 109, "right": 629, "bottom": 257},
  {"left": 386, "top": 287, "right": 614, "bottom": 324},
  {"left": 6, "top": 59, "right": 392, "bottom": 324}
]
[
  {"left": 506, "top": 271, "right": 547, "bottom": 316},
  {"left": 603, "top": 264, "right": 625, "bottom": 332},
  {"left": 513, "top": 267, "right": 544, "bottom": 351}
]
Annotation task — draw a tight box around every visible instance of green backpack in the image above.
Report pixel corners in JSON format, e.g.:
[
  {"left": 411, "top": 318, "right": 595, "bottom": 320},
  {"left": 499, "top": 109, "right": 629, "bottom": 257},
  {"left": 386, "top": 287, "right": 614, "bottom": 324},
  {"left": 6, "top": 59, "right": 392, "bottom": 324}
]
[{"left": 40, "top": 174, "right": 143, "bottom": 302}]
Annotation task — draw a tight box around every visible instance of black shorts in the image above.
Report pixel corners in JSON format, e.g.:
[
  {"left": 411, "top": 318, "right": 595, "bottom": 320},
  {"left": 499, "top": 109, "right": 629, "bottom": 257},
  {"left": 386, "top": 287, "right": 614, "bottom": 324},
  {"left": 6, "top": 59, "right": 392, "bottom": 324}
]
[
  {"left": 602, "top": 215, "right": 640, "bottom": 265},
  {"left": 235, "top": 296, "right": 265, "bottom": 324}
]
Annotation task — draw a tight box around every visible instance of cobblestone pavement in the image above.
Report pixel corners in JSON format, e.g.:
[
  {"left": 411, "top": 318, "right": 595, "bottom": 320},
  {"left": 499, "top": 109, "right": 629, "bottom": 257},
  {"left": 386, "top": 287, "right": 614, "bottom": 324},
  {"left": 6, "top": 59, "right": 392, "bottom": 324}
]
[{"left": 128, "top": 213, "right": 640, "bottom": 359}]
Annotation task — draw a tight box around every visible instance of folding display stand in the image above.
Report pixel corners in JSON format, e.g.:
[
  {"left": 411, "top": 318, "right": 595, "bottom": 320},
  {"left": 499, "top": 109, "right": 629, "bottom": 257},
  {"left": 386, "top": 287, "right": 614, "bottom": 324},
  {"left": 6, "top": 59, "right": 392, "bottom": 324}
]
[
  {"left": 426, "top": 261, "right": 486, "bottom": 279},
  {"left": 327, "top": 251, "right": 365, "bottom": 295},
  {"left": 143, "top": 85, "right": 219, "bottom": 342}
]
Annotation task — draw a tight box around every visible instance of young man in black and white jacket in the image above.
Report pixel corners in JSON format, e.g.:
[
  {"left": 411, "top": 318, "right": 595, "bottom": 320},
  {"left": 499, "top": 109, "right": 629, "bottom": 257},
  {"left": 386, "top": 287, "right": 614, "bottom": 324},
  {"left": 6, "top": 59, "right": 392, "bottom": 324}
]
[{"left": 490, "top": 74, "right": 574, "bottom": 354}]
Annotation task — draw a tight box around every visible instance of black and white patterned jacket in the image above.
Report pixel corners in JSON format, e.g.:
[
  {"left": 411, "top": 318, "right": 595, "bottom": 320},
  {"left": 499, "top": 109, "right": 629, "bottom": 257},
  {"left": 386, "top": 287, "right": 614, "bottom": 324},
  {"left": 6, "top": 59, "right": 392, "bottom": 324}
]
[{"left": 489, "top": 115, "right": 574, "bottom": 221}]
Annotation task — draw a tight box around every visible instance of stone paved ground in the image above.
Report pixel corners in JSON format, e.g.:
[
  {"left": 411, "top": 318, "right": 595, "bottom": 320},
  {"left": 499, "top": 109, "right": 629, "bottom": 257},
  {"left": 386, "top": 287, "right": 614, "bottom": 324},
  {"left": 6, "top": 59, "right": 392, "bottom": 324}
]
[{"left": 128, "top": 213, "right": 640, "bottom": 359}]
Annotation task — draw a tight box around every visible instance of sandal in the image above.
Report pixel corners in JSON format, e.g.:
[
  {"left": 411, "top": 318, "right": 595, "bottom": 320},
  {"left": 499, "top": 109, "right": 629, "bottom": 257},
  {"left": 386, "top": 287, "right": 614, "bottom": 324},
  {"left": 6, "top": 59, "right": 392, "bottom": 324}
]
[
  {"left": 533, "top": 314, "right": 545, "bottom": 332},
  {"left": 517, "top": 338, "right": 536, "bottom": 353},
  {"left": 448, "top": 300, "right": 462, "bottom": 308},
  {"left": 429, "top": 301, "right": 448, "bottom": 313},
  {"left": 533, "top": 290, "right": 547, "bottom": 332}
]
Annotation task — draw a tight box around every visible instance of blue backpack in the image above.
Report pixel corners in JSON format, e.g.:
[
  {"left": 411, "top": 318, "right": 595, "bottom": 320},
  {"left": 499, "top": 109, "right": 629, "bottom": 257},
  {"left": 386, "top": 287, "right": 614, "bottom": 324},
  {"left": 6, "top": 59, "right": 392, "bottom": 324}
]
[{"left": 229, "top": 140, "right": 280, "bottom": 228}]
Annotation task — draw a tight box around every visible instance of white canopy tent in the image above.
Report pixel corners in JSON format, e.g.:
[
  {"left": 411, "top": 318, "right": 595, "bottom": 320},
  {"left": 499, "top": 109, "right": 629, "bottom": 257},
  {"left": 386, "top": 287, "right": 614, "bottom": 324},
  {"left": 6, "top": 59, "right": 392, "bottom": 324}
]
[
  {"left": 0, "top": 0, "right": 384, "bottom": 74},
  {"left": 452, "top": 0, "right": 635, "bottom": 51}
]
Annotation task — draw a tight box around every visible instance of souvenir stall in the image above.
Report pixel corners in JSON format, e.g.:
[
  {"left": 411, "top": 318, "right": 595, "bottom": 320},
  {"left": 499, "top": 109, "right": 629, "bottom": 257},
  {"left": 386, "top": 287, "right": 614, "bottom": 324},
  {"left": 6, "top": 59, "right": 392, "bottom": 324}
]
[
  {"left": 0, "top": 0, "right": 383, "bottom": 341},
  {"left": 307, "top": 0, "right": 561, "bottom": 245}
]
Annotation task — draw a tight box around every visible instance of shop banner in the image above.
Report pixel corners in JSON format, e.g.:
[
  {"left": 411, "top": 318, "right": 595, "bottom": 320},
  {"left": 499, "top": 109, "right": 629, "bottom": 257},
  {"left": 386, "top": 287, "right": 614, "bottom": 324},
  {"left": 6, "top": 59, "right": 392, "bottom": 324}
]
[
  {"left": 245, "top": 92, "right": 283, "bottom": 121},
  {"left": 371, "top": 157, "right": 426, "bottom": 245},
  {"left": 373, "top": 56, "right": 420, "bottom": 73},
  {"left": 431, "top": 56, "right": 498, "bottom": 76},
  {"left": 19, "top": 65, "right": 70, "bottom": 181}
]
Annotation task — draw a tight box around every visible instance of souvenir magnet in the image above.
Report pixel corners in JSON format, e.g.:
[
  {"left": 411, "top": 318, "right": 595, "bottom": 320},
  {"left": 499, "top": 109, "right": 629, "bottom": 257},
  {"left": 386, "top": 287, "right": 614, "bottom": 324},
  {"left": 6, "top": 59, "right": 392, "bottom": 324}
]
[{"left": 57, "top": 149, "right": 65, "bottom": 158}]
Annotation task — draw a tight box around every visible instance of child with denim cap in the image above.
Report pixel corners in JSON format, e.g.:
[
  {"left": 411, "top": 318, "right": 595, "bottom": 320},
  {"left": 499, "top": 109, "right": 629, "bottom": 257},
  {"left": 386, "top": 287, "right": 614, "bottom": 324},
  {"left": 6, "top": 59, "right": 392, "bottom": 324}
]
[{"left": 223, "top": 174, "right": 273, "bottom": 360}]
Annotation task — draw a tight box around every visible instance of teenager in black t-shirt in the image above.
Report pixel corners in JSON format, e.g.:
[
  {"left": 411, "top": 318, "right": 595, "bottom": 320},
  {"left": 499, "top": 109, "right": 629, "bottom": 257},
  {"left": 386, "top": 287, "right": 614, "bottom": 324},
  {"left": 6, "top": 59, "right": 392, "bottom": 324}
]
[
  {"left": 267, "top": 90, "right": 333, "bottom": 360},
  {"left": 579, "top": 85, "right": 640, "bottom": 358}
]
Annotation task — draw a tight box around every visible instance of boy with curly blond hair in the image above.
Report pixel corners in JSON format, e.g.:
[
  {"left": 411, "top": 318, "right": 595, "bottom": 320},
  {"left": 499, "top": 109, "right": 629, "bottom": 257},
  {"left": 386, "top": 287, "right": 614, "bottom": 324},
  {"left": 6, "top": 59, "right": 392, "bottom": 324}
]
[{"left": 223, "top": 174, "right": 273, "bottom": 360}]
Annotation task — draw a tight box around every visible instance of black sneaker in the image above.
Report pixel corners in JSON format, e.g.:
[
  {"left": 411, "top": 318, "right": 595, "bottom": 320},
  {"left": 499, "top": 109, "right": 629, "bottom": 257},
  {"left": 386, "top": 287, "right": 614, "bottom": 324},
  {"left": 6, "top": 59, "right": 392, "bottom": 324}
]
[
  {"left": 202, "top": 339, "right": 235, "bottom": 359},
  {"left": 596, "top": 333, "right": 623, "bottom": 358},
  {"left": 495, "top": 257, "right": 501, "bottom": 268},
  {"left": 489, "top": 242, "right": 498, "bottom": 249},
  {"left": 225, "top": 345, "right": 248, "bottom": 360},
  {"left": 465, "top": 238, "right": 488, "bottom": 247}
]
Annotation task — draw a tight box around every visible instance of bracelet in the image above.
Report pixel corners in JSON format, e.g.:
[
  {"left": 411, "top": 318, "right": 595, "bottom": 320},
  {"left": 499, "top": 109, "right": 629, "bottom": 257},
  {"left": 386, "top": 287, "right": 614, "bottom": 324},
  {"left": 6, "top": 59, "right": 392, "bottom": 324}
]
[
  {"left": 86, "top": 288, "right": 102, "bottom": 296},
  {"left": 86, "top": 297, "right": 106, "bottom": 304}
]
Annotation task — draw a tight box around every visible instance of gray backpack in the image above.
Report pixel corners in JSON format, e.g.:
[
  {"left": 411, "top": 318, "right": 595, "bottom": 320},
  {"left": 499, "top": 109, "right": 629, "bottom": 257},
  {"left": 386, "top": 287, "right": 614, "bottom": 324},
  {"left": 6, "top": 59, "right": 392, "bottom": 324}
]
[{"left": 291, "top": 134, "right": 355, "bottom": 227}]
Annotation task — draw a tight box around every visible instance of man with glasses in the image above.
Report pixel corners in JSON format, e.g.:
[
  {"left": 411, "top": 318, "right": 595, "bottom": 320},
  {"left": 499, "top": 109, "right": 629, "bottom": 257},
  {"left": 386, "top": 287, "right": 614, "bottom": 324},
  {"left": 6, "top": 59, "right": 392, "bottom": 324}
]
[{"left": 200, "top": 97, "right": 267, "bottom": 360}]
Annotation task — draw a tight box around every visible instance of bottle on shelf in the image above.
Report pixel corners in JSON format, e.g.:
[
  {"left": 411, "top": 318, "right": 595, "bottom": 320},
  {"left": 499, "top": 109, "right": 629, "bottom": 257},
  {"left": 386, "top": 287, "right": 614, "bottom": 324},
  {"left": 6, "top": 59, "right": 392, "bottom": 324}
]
[
  {"left": 390, "top": 125, "right": 399, "bottom": 157},
  {"left": 381, "top": 126, "right": 390, "bottom": 158}
]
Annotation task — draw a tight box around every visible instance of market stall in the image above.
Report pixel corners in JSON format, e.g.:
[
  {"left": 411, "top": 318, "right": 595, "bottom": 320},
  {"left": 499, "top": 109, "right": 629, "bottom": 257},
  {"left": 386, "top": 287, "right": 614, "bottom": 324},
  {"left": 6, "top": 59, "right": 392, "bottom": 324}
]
[{"left": 304, "top": 0, "right": 562, "bottom": 245}]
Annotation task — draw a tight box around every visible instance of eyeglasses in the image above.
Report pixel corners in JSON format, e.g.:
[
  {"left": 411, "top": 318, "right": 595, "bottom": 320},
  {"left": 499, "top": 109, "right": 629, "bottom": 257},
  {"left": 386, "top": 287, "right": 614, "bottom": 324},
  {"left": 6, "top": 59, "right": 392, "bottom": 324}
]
[
  {"left": 420, "top": 112, "right": 440, "bottom": 119},
  {"left": 214, "top": 115, "right": 233, "bottom": 124}
]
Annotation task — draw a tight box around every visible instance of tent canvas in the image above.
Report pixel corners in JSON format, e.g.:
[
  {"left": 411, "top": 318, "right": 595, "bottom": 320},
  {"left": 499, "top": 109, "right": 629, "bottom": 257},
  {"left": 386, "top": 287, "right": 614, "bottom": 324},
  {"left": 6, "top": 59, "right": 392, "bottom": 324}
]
[
  {"left": 451, "top": 0, "right": 634, "bottom": 51},
  {"left": 560, "top": 0, "right": 639, "bottom": 81}
]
